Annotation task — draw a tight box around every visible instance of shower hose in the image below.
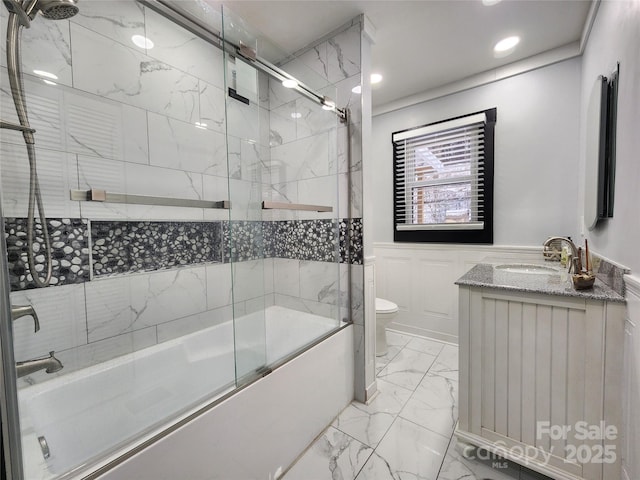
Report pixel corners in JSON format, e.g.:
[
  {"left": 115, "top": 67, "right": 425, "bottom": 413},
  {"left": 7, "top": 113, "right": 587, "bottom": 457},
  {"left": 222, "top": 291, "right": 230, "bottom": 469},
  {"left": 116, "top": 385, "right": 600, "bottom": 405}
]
[{"left": 5, "top": 7, "right": 53, "bottom": 287}]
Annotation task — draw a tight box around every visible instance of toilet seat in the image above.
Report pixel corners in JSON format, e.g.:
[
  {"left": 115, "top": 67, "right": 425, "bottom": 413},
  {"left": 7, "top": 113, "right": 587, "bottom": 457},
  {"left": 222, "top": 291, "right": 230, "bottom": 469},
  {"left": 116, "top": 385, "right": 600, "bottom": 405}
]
[{"left": 376, "top": 297, "right": 398, "bottom": 314}]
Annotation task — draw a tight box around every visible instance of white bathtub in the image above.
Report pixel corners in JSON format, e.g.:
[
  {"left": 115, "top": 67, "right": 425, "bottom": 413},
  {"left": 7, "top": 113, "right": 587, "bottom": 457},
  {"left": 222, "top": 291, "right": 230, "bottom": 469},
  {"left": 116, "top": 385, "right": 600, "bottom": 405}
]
[{"left": 19, "top": 305, "right": 339, "bottom": 480}]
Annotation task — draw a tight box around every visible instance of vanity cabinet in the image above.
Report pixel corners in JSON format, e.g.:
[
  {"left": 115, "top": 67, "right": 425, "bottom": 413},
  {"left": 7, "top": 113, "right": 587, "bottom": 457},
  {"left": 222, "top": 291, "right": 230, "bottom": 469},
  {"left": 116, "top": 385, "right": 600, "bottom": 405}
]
[{"left": 457, "top": 285, "right": 625, "bottom": 480}]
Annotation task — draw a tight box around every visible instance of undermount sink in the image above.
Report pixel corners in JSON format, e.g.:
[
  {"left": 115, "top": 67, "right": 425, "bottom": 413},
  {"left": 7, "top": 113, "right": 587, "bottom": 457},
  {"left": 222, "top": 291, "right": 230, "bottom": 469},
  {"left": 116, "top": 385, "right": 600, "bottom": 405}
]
[{"left": 494, "top": 264, "right": 560, "bottom": 275}]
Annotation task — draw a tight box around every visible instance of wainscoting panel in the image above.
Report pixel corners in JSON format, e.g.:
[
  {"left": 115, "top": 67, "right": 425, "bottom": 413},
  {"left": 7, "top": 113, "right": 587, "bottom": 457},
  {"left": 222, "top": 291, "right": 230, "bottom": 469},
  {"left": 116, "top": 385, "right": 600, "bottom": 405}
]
[
  {"left": 622, "top": 274, "right": 640, "bottom": 480},
  {"left": 374, "top": 243, "right": 540, "bottom": 343}
]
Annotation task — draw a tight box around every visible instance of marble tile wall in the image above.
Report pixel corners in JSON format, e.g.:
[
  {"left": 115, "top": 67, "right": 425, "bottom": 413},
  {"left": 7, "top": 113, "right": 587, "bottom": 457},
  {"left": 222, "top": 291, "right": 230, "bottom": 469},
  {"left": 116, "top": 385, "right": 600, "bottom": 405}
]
[
  {"left": 0, "top": 0, "right": 235, "bottom": 375},
  {"left": 1, "top": 1, "right": 363, "bottom": 379},
  {"left": 267, "top": 20, "right": 364, "bottom": 326}
]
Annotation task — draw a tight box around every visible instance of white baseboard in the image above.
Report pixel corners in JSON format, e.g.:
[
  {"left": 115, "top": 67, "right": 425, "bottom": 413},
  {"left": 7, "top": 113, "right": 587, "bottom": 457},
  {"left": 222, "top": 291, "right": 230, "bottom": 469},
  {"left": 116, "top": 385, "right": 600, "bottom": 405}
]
[{"left": 388, "top": 323, "right": 458, "bottom": 345}]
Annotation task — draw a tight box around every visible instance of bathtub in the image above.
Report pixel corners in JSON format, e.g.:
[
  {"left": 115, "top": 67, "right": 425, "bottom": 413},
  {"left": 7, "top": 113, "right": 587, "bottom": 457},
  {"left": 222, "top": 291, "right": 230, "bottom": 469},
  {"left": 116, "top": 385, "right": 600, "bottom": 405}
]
[{"left": 19, "top": 305, "right": 340, "bottom": 480}]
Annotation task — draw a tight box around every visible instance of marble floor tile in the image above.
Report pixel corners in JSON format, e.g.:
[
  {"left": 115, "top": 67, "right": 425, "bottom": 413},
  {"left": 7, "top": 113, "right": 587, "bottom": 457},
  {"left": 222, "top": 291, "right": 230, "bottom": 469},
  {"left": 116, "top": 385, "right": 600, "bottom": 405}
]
[
  {"left": 386, "top": 330, "right": 413, "bottom": 348},
  {"left": 356, "top": 417, "right": 450, "bottom": 480},
  {"left": 332, "top": 379, "right": 413, "bottom": 448},
  {"left": 399, "top": 374, "right": 458, "bottom": 439},
  {"left": 375, "top": 345, "right": 402, "bottom": 374},
  {"left": 376, "top": 348, "right": 437, "bottom": 391},
  {"left": 429, "top": 344, "right": 459, "bottom": 380},
  {"left": 438, "top": 438, "right": 520, "bottom": 480},
  {"left": 283, "top": 426, "right": 373, "bottom": 480},
  {"left": 405, "top": 336, "right": 445, "bottom": 357}
]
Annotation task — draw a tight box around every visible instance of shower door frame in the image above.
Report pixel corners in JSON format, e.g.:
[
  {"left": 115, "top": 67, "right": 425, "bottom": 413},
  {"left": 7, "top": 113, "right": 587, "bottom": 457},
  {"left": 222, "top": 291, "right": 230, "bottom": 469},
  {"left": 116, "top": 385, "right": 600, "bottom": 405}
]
[{"left": 0, "top": 198, "right": 24, "bottom": 480}]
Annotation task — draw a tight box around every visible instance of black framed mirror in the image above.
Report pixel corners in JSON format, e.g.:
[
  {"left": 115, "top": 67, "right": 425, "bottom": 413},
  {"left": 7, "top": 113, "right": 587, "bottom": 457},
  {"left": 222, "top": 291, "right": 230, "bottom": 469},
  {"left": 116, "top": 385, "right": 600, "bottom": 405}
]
[{"left": 585, "top": 63, "right": 619, "bottom": 231}]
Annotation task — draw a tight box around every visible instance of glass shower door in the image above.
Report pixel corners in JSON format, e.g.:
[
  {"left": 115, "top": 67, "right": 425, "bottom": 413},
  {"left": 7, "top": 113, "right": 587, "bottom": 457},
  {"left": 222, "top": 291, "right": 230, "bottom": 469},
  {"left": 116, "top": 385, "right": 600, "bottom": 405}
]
[{"left": 221, "top": 3, "right": 344, "bottom": 379}]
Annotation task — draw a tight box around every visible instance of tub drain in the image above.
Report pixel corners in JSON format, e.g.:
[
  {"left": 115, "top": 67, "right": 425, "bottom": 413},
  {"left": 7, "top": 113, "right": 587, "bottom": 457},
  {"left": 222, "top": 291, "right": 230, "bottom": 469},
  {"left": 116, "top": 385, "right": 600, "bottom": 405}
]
[{"left": 38, "top": 435, "right": 50, "bottom": 459}]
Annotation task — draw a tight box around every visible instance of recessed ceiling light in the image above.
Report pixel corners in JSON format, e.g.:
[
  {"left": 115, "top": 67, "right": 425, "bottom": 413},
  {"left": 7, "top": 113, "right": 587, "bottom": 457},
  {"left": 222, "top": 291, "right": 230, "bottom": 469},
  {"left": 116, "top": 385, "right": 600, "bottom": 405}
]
[
  {"left": 195, "top": 122, "right": 207, "bottom": 129},
  {"left": 33, "top": 70, "right": 58, "bottom": 80},
  {"left": 371, "top": 73, "right": 383, "bottom": 84},
  {"left": 282, "top": 79, "right": 298, "bottom": 89},
  {"left": 290, "top": 112, "right": 302, "bottom": 119},
  {"left": 493, "top": 36, "right": 520, "bottom": 57},
  {"left": 131, "top": 34, "right": 154, "bottom": 49},
  {"left": 482, "top": 0, "right": 503, "bottom": 6},
  {"left": 351, "top": 85, "right": 362, "bottom": 94}
]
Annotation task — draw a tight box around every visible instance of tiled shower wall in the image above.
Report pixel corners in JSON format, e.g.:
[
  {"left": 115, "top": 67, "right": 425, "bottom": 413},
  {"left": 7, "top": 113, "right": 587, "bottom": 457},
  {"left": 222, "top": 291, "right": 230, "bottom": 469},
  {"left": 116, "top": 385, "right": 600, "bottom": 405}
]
[
  {"left": 0, "top": 1, "right": 235, "bottom": 378},
  {"left": 266, "top": 18, "right": 365, "bottom": 324},
  {"left": 0, "top": 2, "right": 363, "bottom": 381}
]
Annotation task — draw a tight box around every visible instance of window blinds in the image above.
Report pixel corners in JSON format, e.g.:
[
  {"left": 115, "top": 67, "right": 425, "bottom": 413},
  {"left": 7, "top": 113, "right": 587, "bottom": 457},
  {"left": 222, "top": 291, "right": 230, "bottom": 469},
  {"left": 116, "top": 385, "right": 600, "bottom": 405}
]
[{"left": 393, "top": 112, "right": 487, "bottom": 231}]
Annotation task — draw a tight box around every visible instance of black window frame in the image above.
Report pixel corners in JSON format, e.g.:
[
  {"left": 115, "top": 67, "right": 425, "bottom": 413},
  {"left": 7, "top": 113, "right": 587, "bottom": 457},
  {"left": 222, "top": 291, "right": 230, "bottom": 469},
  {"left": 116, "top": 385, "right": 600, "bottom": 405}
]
[{"left": 392, "top": 107, "right": 496, "bottom": 244}]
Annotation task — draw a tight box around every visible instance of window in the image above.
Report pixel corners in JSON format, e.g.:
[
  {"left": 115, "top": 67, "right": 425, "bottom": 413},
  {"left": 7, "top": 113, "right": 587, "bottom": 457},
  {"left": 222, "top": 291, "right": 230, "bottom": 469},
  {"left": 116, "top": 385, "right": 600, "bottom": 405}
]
[{"left": 392, "top": 108, "right": 496, "bottom": 243}]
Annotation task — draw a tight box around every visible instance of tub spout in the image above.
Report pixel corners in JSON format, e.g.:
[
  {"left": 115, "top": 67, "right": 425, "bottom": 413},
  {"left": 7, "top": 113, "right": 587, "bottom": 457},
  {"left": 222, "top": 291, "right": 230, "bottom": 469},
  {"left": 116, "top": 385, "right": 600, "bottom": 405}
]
[
  {"left": 16, "top": 351, "right": 63, "bottom": 378},
  {"left": 12, "top": 304, "right": 40, "bottom": 332}
]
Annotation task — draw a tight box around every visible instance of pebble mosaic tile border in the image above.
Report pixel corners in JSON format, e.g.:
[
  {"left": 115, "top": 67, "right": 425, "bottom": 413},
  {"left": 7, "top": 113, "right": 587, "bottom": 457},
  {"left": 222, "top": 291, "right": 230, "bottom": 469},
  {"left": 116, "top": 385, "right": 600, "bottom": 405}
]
[
  {"left": 4, "top": 217, "right": 364, "bottom": 291},
  {"left": 92, "top": 221, "right": 222, "bottom": 277},
  {"left": 267, "top": 219, "right": 340, "bottom": 263},
  {"left": 4, "top": 217, "right": 90, "bottom": 291},
  {"left": 222, "top": 221, "right": 266, "bottom": 263}
]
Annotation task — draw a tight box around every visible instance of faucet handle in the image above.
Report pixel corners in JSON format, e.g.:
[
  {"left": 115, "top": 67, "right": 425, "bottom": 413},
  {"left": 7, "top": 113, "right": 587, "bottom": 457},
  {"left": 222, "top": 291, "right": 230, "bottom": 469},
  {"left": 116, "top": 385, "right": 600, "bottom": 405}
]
[{"left": 11, "top": 305, "right": 40, "bottom": 332}]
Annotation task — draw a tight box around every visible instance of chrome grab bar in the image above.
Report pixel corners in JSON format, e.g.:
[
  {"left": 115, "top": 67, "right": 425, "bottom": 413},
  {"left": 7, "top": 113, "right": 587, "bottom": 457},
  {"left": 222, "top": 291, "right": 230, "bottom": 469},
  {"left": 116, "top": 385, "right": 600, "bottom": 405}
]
[
  {"left": 261, "top": 201, "right": 332, "bottom": 213},
  {"left": 70, "top": 189, "right": 231, "bottom": 210}
]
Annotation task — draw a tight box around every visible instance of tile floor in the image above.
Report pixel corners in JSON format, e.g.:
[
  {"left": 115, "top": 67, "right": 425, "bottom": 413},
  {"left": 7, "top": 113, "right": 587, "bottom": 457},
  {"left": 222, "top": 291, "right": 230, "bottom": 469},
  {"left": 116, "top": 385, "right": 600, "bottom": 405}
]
[{"left": 282, "top": 331, "right": 553, "bottom": 480}]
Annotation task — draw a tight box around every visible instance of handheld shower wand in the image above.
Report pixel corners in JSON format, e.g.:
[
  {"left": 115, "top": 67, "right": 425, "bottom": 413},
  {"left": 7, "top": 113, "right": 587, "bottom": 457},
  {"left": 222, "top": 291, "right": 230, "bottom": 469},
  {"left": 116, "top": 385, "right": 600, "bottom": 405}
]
[{"left": 2, "top": 0, "right": 79, "bottom": 287}]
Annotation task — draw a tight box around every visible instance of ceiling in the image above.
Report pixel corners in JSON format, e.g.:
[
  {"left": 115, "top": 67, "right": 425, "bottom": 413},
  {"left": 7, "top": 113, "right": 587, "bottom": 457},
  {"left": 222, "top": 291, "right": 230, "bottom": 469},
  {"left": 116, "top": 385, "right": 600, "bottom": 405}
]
[{"left": 222, "top": 0, "right": 593, "bottom": 109}]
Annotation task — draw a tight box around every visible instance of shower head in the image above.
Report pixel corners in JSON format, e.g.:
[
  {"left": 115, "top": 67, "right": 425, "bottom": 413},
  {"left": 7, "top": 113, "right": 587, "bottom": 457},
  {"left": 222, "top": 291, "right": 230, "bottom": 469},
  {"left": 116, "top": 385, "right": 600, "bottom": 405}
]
[
  {"left": 34, "top": 0, "right": 78, "bottom": 20},
  {"left": 3, "top": 0, "right": 78, "bottom": 24}
]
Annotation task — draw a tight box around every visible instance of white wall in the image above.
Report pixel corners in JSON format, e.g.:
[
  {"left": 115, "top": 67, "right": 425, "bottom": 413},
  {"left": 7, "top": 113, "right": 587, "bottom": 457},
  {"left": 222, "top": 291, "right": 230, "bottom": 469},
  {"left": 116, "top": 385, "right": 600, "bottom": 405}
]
[
  {"left": 578, "top": 3, "right": 640, "bottom": 480},
  {"left": 371, "top": 58, "right": 582, "bottom": 341},
  {"left": 578, "top": 1, "right": 640, "bottom": 275},
  {"left": 372, "top": 58, "right": 582, "bottom": 246}
]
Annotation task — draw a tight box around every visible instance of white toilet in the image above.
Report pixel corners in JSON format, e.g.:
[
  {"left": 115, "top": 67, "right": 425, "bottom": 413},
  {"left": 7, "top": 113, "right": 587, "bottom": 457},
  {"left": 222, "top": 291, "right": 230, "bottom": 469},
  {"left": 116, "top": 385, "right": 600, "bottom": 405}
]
[{"left": 375, "top": 297, "right": 399, "bottom": 357}]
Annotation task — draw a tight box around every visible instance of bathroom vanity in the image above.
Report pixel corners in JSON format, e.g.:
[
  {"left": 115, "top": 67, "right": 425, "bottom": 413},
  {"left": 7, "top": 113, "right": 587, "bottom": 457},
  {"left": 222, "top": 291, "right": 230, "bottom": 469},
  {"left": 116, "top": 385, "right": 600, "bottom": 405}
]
[{"left": 456, "top": 263, "right": 625, "bottom": 480}]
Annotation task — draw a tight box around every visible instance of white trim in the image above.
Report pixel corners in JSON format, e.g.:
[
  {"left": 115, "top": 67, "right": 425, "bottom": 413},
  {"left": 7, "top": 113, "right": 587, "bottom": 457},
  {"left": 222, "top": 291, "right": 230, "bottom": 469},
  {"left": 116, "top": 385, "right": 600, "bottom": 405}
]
[
  {"left": 392, "top": 113, "right": 486, "bottom": 141},
  {"left": 373, "top": 242, "right": 540, "bottom": 254},
  {"left": 580, "top": 0, "right": 601, "bottom": 53},
  {"left": 373, "top": 42, "right": 580, "bottom": 117},
  {"left": 396, "top": 222, "right": 484, "bottom": 231},
  {"left": 624, "top": 274, "right": 640, "bottom": 298},
  {"left": 362, "top": 15, "right": 376, "bottom": 45}
]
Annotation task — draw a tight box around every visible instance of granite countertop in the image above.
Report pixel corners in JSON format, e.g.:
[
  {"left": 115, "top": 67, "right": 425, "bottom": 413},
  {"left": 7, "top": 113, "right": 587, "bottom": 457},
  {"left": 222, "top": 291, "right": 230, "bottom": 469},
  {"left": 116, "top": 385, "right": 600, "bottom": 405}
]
[{"left": 456, "top": 263, "right": 626, "bottom": 303}]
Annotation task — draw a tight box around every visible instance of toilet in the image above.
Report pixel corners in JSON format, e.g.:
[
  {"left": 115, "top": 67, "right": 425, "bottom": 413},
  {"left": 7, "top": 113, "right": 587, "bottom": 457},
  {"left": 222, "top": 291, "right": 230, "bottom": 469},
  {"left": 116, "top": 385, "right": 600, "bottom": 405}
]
[{"left": 375, "top": 298, "right": 399, "bottom": 357}]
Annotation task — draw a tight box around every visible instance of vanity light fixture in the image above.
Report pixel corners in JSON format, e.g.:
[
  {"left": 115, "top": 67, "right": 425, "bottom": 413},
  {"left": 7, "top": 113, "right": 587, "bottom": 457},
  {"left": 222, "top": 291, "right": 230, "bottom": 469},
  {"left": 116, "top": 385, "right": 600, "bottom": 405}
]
[
  {"left": 131, "top": 34, "right": 154, "bottom": 50},
  {"left": 493, "top": 36, "right": 520, "bottom": 57},
  {"left": 282, "top": 79, "right": 298, "bottom": 88}
]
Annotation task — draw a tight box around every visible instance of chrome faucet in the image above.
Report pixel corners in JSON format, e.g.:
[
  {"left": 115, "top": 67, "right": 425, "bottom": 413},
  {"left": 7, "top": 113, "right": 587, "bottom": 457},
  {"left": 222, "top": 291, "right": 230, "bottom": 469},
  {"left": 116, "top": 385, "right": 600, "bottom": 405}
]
[
  {"left": 16, "top": 351, "right": 63, "bottom": 378},
  {"left": 11, "top": 304, "right": 40, "bottom": 332},
  {"left": 543, "top": 236, "right": 580, "bottom": 273}
]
